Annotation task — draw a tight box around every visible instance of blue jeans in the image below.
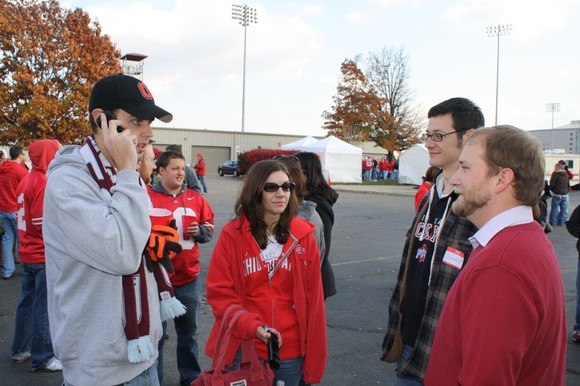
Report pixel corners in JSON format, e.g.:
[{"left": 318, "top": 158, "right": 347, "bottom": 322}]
[
  {"left": 63, "top": 362, "right": 159, "bottom": 386},
  {"left": 159, "top": 278, "right": 202, "bottom": 386},
  {"left": 229, "top": 351, "right": 309, "bottom": 386},
  {"left": 12, "top": 262, "right": 55, "bottom": 368},
  {"left": 395, "top": 344, "right": 423, "bottom": 385},
  {"left": 390, "top": 170, "right": 399, "bottom": 181},
  {"left": 576, "top": 258, "right": 580, "bottom": 331},
  {"left": 274, "top": 357, "right": 308, "bottom": 386},
  {"left": 196, "top": 174, "right": 207, "bottom": 193},
  {"left": 550, "top": 194, "right": 569, "bottom": 225},
  {"left": 0, "top": 211, "right": 18, "bottom": 278},
  {"left": 364, "top": 170, "right": 372, "bottom": 180}
]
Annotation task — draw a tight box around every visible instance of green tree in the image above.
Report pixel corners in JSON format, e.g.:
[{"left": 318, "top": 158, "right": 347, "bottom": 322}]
[
  {"left": 322, "top": 59, "right": 393, "bottom": 144},
  {"left": 0, "top": 0, "right": 121, "bottom": 146}
]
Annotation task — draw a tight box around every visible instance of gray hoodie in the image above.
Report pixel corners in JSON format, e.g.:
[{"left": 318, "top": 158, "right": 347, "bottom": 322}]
[
  {"left": 43, "top": 144, "right": 162, "bottom": 385},
  {"left": 298, "top": 200, "right": 326, "bottom": 265}
]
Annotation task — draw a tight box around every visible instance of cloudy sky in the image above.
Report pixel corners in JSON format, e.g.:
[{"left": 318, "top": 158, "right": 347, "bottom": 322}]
[{"left": 62, "top": 0, "right": 580, "bottom": 137}]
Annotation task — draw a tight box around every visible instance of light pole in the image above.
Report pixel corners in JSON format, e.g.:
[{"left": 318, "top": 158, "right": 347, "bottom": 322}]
[
  {"left": 546, "top": 102, "right": 561, "bottom": 151},
  {"left": 486, "top": 23, "right": 512, "bottom": 126},
  {"left": 232, "top": 4, "right": 257, "bottom": 133}
]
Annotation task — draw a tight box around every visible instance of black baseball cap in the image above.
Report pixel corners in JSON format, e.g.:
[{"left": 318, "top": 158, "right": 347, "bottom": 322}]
[{"left": 88, "top": 74, "right": 173, "bottom": 123}]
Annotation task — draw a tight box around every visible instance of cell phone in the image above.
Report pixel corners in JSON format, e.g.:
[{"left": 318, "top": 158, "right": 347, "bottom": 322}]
[
  {"left": 267, "top": 331, "right": 280, "bottom": 369},
  {"left": 96, "top": 110, "right": 124, "bottom": 133}
]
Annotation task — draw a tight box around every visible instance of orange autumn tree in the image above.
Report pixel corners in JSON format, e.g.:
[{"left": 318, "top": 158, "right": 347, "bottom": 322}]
[
  {"left": 0, "top": 0, "right": 121, "bottom": 146},
  {"left": 322, "top": 59, "right": 394, "bottom": 147}
]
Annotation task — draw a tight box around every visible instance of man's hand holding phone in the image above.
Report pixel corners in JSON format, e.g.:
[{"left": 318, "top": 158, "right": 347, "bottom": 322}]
[{"left": 97, "top": 110, "right": 137, "bottom": 171}]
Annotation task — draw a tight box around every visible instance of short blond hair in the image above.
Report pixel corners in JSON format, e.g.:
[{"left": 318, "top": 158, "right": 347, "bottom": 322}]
[{"left": 466, "top": 125, "right": 545, "bottom": 207}]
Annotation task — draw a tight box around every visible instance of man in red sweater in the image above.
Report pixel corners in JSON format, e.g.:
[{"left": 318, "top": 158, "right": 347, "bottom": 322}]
[
  {"left": 0, "top": 146, "right": 28, "bottom": 279},
  {"left": 425, "top": 125, "right": 567, "bottom": 385},
  {"left": 148, "top": 150, "right": 214, "bottom": 385}
]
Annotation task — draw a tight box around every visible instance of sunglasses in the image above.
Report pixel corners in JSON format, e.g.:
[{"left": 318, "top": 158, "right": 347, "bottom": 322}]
[
  {"left": 263, "top": 182, "right": 296, "bottom": 193},
  {"left": 273, "top": 155, "right": 300, "bottom": 162}
]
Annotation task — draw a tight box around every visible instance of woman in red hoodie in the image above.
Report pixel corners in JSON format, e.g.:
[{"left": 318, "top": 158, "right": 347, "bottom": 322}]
[{"left": 205, "top": 160, "right": 327, "bottom": 386}]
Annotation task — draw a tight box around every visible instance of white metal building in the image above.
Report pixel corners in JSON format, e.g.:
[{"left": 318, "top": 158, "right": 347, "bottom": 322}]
[
  {"left": 527, "top": 120, "right": 580, "bottom": 154},
  {"left": 151, "top": 127, "right": 322, "bottom": 174}
]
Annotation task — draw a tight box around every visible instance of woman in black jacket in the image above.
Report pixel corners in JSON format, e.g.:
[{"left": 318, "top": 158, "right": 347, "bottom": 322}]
[{"left": 295, "top": 152, "right": 339, "bottom": 299}]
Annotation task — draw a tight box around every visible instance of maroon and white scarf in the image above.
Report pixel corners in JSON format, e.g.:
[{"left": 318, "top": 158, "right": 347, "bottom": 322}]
[{"left": 80, "top": 136, "right": 185, "bottom": 363}]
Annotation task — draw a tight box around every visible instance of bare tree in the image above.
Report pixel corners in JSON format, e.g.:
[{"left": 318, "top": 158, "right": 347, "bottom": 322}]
[{"left": 365, "top": 46, "right": 422, "bottom": 156}]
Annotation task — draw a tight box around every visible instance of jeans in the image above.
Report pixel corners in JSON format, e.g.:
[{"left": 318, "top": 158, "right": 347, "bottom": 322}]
[
  {"left": 12, "top": 262, "right": 55, "bottom": 368},
  {"left": 364, "top": 170, "right": 372, "bottom": 180},
  {"left": 396, "top": 344, "right": 424, "bottom": 385},
  {"left": 63, "top": 362, "right": 159, "bottom": 386},
  {"left": 229, "top": 351, "right": 309, "bottom": 386},
  {"left": 274, "top": 357, "right": 308, "bottom": 386},
  {"left": 390, "top": 170, "right": 399, "bottom": 181},
  {"left": 0, "top": 211, "right": 18, "bottom": 278},
  {"left": 575, "top": 258, "right": 580, "bottom": 331},
  {"left": 159, "top": 278, "right": 202, "bottom": 386},
  {"left": 196, "top": 174, "right": 207, "bottom": 194},
  {"left": 550, "top": 194, "right": 569, "bottom": 225}
]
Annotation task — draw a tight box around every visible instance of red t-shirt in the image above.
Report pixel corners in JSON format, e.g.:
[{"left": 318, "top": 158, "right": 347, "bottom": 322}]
[{"left": 0, "top": 160, "right": 28, "bottom": 212}]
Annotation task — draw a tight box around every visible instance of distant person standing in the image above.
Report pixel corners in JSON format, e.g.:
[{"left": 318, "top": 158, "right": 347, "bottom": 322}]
[
  {"left": 390, "top": 158, "right": 399, "bottom": 181},
  {"left": 560, "top": 160, "right": 574, "bottom": 183},
  {"left": 364, "top": 156, "right": 373, "bottom": 180},
  {"left": 0, "top": 149, "right": 6, "bottom": 164},
  {"left": 379, "top": 157, "right": 389, "bottom": 180},
  {"left": 414, "top": 166, "right": 440, "bottom": 211},
  {"left": 194, "top": 152, "right": 207, "bottom": 195},
  {"left": 0, "top": 146, "right": 28, "bottom": 279},
  {"left": 11, "top": 139, "right": 62, "bottom": 372},
  {"left": 566, "top": 203, "right": 580, "bottom": 344},
  {"left": 549, "top": 162, "right": 569, "bottom": 226}
]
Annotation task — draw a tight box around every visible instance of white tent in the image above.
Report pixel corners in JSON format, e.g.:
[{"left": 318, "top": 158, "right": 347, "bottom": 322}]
[
  {"left": 281, "top": 136, "right": 319, "bottom": 151},
  {"left": 302, "top": 136, "right": 362, "bottom": 183},
  {"left": 398, "top": 144, "right": 430, "bottom": 185}
]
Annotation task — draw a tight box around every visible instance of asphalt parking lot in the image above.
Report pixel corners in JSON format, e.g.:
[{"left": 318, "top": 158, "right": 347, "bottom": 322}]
[{"left": 1, "top": 174, "right": 579, "bottom": 385}]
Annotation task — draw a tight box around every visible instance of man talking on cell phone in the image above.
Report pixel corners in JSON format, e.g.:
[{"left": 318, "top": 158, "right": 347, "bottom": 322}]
[{"left": 44, "top": 74, "right": 174, "bottom": 386}]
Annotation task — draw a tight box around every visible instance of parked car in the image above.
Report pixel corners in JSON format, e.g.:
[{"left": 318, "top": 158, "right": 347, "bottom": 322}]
[{"left": 218, "top": 160, "right": 241, "bottom": 177}]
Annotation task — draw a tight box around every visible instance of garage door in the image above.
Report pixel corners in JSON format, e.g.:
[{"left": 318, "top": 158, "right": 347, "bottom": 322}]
[{"left": 190, "top": 146, "right": 231, "bottom": 176}]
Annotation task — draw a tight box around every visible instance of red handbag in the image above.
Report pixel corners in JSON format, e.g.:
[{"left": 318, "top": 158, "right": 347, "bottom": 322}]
[{"left": 192, "top": 305, "right": 275, "bottom": 386}]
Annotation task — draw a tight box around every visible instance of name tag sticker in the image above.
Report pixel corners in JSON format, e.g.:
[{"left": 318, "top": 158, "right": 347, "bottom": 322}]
[{"left": 442, "top": 246, "right": 464, "bottom": 270}]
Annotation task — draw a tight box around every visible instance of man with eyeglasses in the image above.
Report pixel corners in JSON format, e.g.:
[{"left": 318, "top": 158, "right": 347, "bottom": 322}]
[{"left": 381, "top": 97, "right": 485, "bottom": 385}]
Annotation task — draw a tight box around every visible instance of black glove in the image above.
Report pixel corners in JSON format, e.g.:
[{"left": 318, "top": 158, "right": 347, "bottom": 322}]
[{"left": 144, "top": 220, "right": 182, "bottom": 273}]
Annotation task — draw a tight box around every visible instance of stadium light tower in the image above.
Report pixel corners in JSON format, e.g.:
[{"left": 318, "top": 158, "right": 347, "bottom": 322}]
[
  {"left": 232, "top": 4, "right": 258, "bottom": 133},
  {"left": 546, "top": 102, "right": 561, "bottom": 150},
  {"left": 487, "top": 24, "right": 512, "bottom": 125}
]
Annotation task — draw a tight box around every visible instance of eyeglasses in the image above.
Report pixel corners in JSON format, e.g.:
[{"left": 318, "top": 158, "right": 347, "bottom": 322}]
[
  {"left": 263, "top": 182, "right": 296, "bottom": 193},
  {"left": 421, "top": 130, "right": 463, "bottom": 142}
]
